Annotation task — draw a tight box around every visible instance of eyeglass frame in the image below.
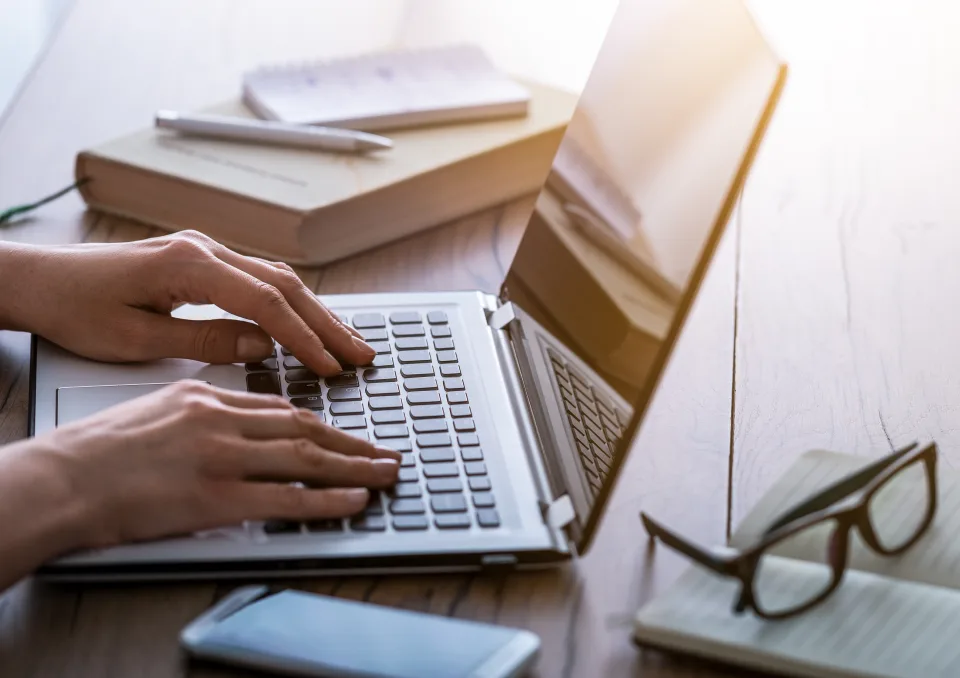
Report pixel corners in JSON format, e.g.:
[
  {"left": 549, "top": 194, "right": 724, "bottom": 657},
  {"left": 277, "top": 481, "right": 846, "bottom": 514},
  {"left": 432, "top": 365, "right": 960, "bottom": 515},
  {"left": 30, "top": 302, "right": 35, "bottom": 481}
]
[{"left": 640, "top": 441, "right": 938, "bottom": 620}]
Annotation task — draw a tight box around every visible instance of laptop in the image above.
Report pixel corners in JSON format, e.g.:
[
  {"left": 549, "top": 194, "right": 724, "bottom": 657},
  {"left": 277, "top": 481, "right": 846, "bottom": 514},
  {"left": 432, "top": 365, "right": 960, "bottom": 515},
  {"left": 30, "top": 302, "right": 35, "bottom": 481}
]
[{"left": 31, "top": 0, "right": 786, "bottom": 580}]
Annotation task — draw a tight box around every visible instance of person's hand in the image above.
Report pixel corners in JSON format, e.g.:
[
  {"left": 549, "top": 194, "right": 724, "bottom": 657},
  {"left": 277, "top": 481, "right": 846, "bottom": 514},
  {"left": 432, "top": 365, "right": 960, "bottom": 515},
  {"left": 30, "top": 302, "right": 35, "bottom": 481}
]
[
  {"left": 0, "top": 230, "right": 373, "bottom": 376},
  {"left": 23, "top": 380, "right": 401, "bottom": 549}
]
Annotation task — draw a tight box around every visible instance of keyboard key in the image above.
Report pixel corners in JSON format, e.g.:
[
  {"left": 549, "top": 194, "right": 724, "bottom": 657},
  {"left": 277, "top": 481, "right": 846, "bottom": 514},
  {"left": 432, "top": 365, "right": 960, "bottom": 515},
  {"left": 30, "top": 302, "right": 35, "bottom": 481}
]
[
  {"left": 369, "top": 396, "right": 402, "bottom": 410},
  {"left": 453, "top": 418, "right": 475, "bottom": 432},
  {"left": 285, "top": 368, "right": 318, "bottom": 383},
  {"left": 447, "top": 392, "right": 468, "bottom": 405},
  {"left": 567, "top": 368, "right": 589, "bottom": 391},
  {"left": 393, "top": 325, "right": 425, "bottom": 338},
  {"left": 397, "top": 350, "right": 431, "bottom": 364},
  {"left": 333, "top": 416, "right": 367, "bottom": 430},
  {"left": 280, "top": 346, "right": 293, "bottom": 356},
  {"left": 427, "top": 478, "right": 463, "bottom": 493},
  {"left": 472, "top": 493, "right": 496, "bottom": 508},
  {"left": 392, "top": 515, "right": 429, "bottom": 531},
  {"left": 287, "top": 382, "right": 321, "bottom": 397},
  {"left": 329, "top": 401, "right": 363, "bottom": 416},
  {"left": 389, "top": 498, "right": 426, "bottom": 514},
  {"left": 363, "top": 368, "right": 397, "bottom": 383},
  {"left": 366, "top": 382, "right": 400, "bottom": 396},
  {"left": 316, "top": 412, "right": 327, "bottom": 423},
  {"left": 346, "top": 430, "right": 370, "bottom": 441},
  {"left": 394, "top": 337, "right": 428, "bottom": 350},
  {"left": 464, "top": 461, "right": 487, "bottom": 476},
  {"left": 375, "top": 425, "right": 409, "bottom": 439},
  {"left": 353, "top": 313, "right": 386, "bottom": 329},
  {"left": 422, "top": 462, "right": 460, "bottom": 478},
  {"left": 436, "top": 350, "right": 457, "bottom": 364},
  {"left": 408, "top": 391, "right": 441, "bottom": 405},
  {"left": 410, "top": 405, "right": 444, "bottom": 419},
  {"left": 420, "top": 447, "right": 456, "bottom": 463},
  {"left": 371, "top": 355, "right": 395, "bottom": 368},
  {"left": 245, "top": 357, "right": 278, "bottom": 372},
  {"left": 389, "top": 311, "right": 422, "bottom": 324},
  {"left": 264, "top": 520, "right": 300, "bottom": 534},
  {"left": 306, "top": 519, "right": 343, "bottom": 532},
  {"left": 290, "top": 395, "right": 323, "bottom": 410},
  {"left": 440, "top": 364, "right": 461, "bottom": 377},
  {"left": 413, "top": 419, "right": 448, "bottom": 434},
  {"left": 404, "top": 377, "right": 438, "bottom": 391},
  {"left": 431, "top": 494, "right": 467, "bottom": 513},
  {"left": 350, "top": 515, "right": 386, "bottom": 531},
  {"left": 324, "top": 373, "right": 358, "bottom": 388},
  {"left": 418, "top": 433, "right": 452, "bottom": 447},
  {"left": 431, "top": 326, "right": 452, "bottom": 338},
  {"left": 595, "top": 398, "right": 616, "bottom": 421},
  {"left": 282, "top": 356, "right": 304, "bottom": 369},
  {"left": 460, "top": 448, "right": 484, "bottom": 462},
  {"left": 380, "top": 438, "right": 412, "bottom": 453},
  {"left": 458, "top": 433, "right": 480, "bottom": 447},
  {"left": 435, "top": 514, "right": 471, "bottom": 529},
  {"left": 246, "top": 372, "right": 281, "bottom": 395},
  {"left": 368, "top": 341, "right": 392, "bottom": 355},
  {"left": 328, "top": 387, "right": 361, "bottom": 401},
  {"left": 371, "top": 410, "right": 405, "bottom": 425},
  {"left": 426, "top": 311, "right": 448, "bottom": 325},
  {"left": 476, "top": 509, "right": 501, "bottom": 528},
  {"left": 443, "top": 378, "right": 464, "bottom": 391},
  {"left": 399, "top": 452, "right": 416, "bottom": 467},
  {"left": 401, "top": 364, "right": 434, "bottom": 378},
  {"left": 469, "top": 476, "right": 492, "bottom": 492},
  {"left": 364, "top": 492, "right": 384, "bottom": 515},
  {"left": 450, "top": 405, "right": 471, "bottom": 418},
  {"left": 391, "top": 483, "right": 422, "bottom": 499},
  {"left": 398, "top": 467, "right": 418, "bottom": 483},
  {"left": 360, "top": 328, "right": 388, "bottom": 342},
  {"left": 433, "top": 338, "right": 455, "bottom": 351}
]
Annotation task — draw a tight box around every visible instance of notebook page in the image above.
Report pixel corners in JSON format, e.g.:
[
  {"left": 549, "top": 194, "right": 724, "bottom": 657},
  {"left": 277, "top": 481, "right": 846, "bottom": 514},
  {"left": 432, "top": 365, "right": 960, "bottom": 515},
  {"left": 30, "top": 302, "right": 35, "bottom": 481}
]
[
  {"left": 243, "top": 44, "right": 530, "bottom": 127},
  {"left": 634, "top": 556, "right": 960, "bottom": 678},
  {"left": 731, "top": 449, "right": 960, "bottom": 593}
]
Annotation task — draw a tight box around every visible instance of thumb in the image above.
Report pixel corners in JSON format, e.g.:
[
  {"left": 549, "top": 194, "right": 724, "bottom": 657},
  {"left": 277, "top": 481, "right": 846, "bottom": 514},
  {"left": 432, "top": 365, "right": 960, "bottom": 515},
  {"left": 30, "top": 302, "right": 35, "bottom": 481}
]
[{"left": 140, "top": 315, "right": 275, "bottom": 364}]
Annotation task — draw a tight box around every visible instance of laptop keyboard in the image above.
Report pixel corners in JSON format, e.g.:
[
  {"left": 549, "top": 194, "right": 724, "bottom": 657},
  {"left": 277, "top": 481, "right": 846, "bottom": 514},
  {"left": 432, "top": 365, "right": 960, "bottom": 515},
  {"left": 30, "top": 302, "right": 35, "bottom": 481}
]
[
  {"left": 545, "top": 347, "right": 626, "bottom": 498},
  {"left": 244, "top": 310, "right": 501, "bottom": 535}
]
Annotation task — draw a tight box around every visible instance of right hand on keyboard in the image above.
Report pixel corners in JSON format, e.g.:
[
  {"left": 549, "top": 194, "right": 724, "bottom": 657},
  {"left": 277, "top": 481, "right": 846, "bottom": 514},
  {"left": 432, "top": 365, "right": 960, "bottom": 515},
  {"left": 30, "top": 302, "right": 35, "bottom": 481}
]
[{"left": 1, "top": 381, "right": 401, "bottom": 566}]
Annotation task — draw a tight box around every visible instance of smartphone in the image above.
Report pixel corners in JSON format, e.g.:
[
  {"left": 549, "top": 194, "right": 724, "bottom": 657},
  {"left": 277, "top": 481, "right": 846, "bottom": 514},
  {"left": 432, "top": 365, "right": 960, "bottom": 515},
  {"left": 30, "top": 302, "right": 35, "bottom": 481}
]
[{"left": 180, "top": 585, "right": 540, "bottom": 678}]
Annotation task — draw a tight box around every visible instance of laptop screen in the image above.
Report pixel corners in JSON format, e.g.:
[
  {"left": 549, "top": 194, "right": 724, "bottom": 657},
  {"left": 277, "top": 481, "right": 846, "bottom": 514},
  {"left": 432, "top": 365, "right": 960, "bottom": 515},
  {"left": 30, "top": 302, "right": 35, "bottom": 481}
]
[{"left": 503, "top": 0, "right": 786, "bottom": 549}]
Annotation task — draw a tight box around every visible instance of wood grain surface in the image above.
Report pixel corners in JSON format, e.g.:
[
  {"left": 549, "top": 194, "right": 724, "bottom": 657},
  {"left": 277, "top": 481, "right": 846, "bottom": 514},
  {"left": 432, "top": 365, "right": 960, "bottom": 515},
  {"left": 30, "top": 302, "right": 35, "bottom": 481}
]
[{"left": 3, "top": 0, "right": 952, "bottom": 676}]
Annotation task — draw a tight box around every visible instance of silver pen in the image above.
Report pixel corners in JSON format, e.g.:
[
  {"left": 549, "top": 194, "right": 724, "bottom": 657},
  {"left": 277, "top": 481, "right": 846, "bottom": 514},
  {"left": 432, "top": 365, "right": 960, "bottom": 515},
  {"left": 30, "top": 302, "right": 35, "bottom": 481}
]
[{"left": 155, "top": 110, "right": 393, "bottom": 153}]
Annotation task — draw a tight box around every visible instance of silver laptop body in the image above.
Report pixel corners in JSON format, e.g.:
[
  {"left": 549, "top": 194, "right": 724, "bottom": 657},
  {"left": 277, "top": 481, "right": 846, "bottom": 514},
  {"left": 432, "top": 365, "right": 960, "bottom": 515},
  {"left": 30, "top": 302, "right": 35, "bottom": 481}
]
[{"left": 30, "top": 0, "right": 786, "bottom": 580}]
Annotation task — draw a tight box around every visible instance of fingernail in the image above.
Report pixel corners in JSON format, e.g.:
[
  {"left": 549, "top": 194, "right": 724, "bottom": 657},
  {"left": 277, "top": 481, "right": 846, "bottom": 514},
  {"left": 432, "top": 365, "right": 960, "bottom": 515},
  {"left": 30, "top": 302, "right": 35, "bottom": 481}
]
[
  {"left": 373, "top": 458, "right": 400, "bottom": 481},
  {"left": 375, "top": 445, "right": 403, "bottom": 461},
  {"left": 345, "top": 488, "right": 369, "bottom": 507},
  {"left": 322, "top": 349, "right": 341, "bottom": 372},
  {"left": 236, "top": 333, "right": 274, "bottom": 361},
  {"left": 352, "top": 336, "right": 376, "bottom": 359}
]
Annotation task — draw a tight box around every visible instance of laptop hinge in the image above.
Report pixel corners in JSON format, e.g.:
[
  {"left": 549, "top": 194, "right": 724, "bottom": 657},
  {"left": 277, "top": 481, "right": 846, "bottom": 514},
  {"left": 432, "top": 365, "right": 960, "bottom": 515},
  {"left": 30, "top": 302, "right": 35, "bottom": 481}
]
[
  {"left": 488, "top": 302, "right": 518, "bottom": 330},
  {"left": 540, "top": 495, "right": 576, "bottom": 530}
]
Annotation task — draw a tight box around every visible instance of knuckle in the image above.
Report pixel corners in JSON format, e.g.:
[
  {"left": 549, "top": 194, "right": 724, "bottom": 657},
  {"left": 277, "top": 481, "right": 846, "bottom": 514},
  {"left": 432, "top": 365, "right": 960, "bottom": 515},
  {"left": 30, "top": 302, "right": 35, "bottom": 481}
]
[
  {"left": 274, "top": 269, "right": 304, "bottom": 294},
  {"left": 271, "top": 261, "right": 296, "bottom": 274},
  {"left": 191, "top": 321, "right": 222, "bottom": 359},
  {"left": 173, "top": 379, "right": 211, "bottom": 395},
  {"left": 159, "top": 234, "right": 209, "bottom": 261},
  {"left": 254, "top": 282, "right": 287, "bottom": 310},
  {"left": 292, "top": 407, "right": 319, "bottom": 430},
  {"left": 273, "top": 484, "right": 308, "bottom": 515},
  {"left": 291, "top": 438, "right": 321, "bottom": 466},
  {"left": 179, "top": 394, "right": 221, "bottom": 422}
]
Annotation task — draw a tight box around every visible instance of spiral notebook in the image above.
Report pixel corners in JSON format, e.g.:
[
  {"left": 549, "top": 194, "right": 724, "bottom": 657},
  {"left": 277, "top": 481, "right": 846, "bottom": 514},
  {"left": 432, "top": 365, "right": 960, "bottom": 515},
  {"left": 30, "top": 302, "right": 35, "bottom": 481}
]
[{"left": 242, "top": 44, "right": 531, "bottom": 131}]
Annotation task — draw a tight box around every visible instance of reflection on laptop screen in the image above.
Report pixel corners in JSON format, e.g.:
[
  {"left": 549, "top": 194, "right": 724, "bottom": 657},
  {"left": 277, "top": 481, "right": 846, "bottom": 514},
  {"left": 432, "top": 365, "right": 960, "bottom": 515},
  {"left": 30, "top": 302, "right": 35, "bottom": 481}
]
[{"left": 504, "top": 0, "right": 785, "bottom": 545}]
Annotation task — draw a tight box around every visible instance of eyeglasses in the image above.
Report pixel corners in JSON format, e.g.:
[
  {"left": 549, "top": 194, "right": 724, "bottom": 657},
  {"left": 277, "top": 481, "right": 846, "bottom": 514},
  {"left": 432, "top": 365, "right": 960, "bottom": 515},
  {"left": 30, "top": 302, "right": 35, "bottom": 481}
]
[{"left": 641, "top": 442, "right": 938, "bottom": 620}]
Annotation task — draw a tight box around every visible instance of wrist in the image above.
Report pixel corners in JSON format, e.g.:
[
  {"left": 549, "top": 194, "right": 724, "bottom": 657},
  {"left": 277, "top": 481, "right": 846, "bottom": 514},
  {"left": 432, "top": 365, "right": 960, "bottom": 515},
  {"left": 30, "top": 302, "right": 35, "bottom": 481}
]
[{"left": 0, "top": 242, "right": 43, "bottom": 332}]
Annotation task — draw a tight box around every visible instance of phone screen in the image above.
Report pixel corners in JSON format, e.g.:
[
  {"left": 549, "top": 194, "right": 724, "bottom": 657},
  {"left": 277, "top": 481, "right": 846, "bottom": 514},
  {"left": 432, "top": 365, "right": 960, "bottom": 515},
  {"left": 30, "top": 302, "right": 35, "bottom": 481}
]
[{"left": 194, "top": 590, "right": 530, "bottom": 678}]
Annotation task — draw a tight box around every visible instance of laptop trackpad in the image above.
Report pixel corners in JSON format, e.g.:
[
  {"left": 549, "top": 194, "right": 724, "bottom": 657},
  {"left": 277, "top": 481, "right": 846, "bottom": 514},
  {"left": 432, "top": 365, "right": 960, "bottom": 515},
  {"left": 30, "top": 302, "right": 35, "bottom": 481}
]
[{"left": 56, "top": 383, "right": 176, "bottom": 427}]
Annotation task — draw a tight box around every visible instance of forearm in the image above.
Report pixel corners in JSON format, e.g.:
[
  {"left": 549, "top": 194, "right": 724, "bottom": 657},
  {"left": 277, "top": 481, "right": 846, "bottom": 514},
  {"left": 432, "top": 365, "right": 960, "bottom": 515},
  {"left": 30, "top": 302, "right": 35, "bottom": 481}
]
[
  {"left": 0, "top": 438, "right": 89, "bottom": 592},
  {"left": 0, "top": 242, "right": 43, "bottom": 332}
]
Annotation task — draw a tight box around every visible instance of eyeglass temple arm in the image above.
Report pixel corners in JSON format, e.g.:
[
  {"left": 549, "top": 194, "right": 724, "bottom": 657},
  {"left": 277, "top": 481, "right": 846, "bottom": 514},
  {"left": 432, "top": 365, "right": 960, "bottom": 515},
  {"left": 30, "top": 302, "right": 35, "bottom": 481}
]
[
  {"left": 641, "top": 512, "right": 738, "bottom": 577},
  {"left": 763, "top": 442, "right": 920, "bottom": 536}
]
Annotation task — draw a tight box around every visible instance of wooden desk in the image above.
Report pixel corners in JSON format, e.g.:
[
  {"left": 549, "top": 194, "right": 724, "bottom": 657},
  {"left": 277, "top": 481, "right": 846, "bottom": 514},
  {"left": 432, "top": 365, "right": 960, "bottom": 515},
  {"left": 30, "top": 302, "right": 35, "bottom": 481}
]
[{"left": 2, "top": 1, "right": 956, "bottom": 676}]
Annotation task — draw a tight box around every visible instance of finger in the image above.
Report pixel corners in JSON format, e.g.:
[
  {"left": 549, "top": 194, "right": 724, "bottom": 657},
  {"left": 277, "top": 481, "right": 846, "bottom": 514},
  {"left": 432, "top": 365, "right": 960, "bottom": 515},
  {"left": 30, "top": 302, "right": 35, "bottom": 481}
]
[
  {"left": 205, "top": 385, "right": 294, "bottom": 411},
  {"left": 129, "top": 313, "right": 281, "bottom": 364},
  {"left": 224, "top": 406, "right": 402, "bottom": 461},
  {"left": 221, "top": 253, "right": 375, "bottom": 366},
  {"left": 213, "top": 482, "right": 371, "bottom": 521},
  {"left": 229, "top": 439, "right": 401, "bottom": 488},
  {"left": 184, "top": 260, "right": 343, "bottom": 376}
]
